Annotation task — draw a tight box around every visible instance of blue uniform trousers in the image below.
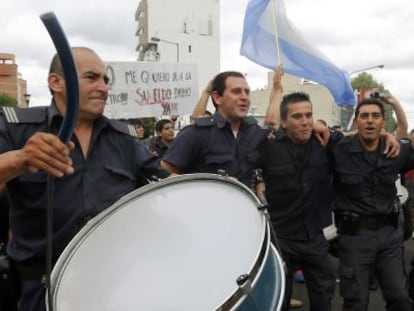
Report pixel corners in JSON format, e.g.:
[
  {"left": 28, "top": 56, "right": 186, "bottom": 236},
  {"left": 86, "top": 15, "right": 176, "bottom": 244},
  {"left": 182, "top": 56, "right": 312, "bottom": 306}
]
[
  {"left": 277, "top": 232, "right": 336, "bottom": 311},
  {"left": 338, "top": 224, "right": 412, "bottom": 311}
]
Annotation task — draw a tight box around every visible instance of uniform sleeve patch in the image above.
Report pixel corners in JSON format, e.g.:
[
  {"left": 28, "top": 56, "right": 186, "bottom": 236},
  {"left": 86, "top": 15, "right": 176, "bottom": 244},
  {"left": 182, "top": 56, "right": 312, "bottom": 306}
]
[
  {"left": 1, "top": 107, "right": 47, "bottom": 123},
  {"left": 108, "top": 119, "right": 137, "bottom": 137}
]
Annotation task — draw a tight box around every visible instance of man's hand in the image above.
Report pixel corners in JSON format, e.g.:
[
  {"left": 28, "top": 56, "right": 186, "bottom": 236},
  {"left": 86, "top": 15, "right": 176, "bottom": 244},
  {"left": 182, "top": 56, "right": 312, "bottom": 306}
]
[
  {"left": 381, "top": 92, "right": 398, "bottom": 107},
  {"left": 265, "top": 66, "right": 283, "bottom": 126},
  {"left": 380, "top": 91, "right": 409, "bottom": 139},
  {"left": 17, "top": 132, "right": 75, "bottom": 177},
  {"left": 313, "top": 120, "right": 330, "bottom": 146},
  {"left": 205, "top": 79, "right": 214, "bottom": 95},
  {"left": 272, "top": 66, "right": 284, "bottom": 94},
  {"left": 382, "top": 132, "right": 400, "bottom": 158}
]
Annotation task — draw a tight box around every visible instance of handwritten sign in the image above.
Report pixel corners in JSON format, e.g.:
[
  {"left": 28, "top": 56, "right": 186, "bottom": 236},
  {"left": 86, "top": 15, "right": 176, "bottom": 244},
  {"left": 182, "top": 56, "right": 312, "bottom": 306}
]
[{"left": 104, "top": 62, "right": 198, "bottom": 119}]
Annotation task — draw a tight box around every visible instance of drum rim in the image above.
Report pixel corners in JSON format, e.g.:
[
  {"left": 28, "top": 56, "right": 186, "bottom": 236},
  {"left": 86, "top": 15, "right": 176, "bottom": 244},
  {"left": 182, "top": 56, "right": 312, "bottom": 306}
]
[
  {"left": 269, "top": 243, "right": 286, "bottom": 310},
  {"left": 50, "top": 173, "right": 268, "bottom": 308},
  {"left": 215, "top": 224, "right": 270, "bottom": 310},
  {"left": 214, "top": 223, "right": 285, "bottom": 311}
]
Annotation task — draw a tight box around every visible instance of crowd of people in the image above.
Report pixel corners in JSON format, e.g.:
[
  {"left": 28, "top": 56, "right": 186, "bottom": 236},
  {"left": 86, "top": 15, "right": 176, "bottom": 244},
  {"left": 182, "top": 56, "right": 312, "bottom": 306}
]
[{"left": 1, "top": 47, "right": 414, "bottom": 311}]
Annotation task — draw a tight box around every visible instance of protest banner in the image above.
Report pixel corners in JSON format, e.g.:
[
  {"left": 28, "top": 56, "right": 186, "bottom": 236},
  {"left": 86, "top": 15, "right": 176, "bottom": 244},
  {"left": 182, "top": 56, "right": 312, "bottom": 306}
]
[{"left": 104, "top": 62, "right": 198, "bottom": 119}]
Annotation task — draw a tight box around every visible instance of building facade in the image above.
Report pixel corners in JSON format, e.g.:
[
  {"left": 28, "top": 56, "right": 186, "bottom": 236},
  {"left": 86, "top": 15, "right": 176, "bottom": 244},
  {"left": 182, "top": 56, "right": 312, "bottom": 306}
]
[
  {"left": 135, "top": 0, "right": 220, "bottom": 97},
  {"left": 0, "top": 53, "right": 29, "bottom": 108}
]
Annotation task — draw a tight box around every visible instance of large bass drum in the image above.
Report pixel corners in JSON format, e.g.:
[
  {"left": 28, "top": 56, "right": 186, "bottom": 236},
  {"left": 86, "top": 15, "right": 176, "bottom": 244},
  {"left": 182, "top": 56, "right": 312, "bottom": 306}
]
[{"left": 49, "top": 173, "right": 285, "bottom": 310}]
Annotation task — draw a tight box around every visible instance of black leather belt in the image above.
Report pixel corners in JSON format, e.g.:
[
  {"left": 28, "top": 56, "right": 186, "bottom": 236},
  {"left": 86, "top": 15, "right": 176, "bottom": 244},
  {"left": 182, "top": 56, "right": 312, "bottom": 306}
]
[
  {"left": 335, "top": 211, "right": 396, "bottom": 232},
  {"left": 357, "top": 214, "right": 394, "bottom": 230}
]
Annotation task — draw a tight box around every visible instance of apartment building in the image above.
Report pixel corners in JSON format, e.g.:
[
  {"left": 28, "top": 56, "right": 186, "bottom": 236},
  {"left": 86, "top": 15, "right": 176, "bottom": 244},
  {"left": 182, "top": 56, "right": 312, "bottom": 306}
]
[
  {"left": 0, "top": 53, "right": 29, "bottom": 107},
  {"left": 135, "top": 0, "right": 220, "bottom": 95}
]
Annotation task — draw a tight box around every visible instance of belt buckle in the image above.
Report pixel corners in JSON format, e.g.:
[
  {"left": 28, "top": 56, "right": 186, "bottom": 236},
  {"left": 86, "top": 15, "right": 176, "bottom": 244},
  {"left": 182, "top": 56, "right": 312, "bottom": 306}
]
[{"left": 363, "top": 215, "right": 377, "bottom": 230}]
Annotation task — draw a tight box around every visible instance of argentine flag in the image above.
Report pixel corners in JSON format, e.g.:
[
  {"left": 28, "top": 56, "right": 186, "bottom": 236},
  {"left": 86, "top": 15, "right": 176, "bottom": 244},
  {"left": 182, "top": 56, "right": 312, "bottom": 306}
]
[{"left": 240, "top": 0, "right": 356, "bottom": 106}]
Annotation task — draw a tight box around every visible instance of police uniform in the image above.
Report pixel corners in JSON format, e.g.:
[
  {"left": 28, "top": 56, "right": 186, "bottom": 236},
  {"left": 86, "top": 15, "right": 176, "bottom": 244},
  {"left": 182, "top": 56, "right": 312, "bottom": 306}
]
[
  {"left": 256, "top": 128, "right": 340, "bottom": 311},
  {"left": 333, "top": 135, "right": 414, "bottom": 311},
  {"left": 0, "top": 196, "right": 8, "bottom": 245},
  {"left": 0, "top": 196, "right": 19, "bottom": 311},
  {"left": 0, "top": 103, "right": 170, "bottom": 311},
  {"left": 162, "top": 111, "right": 267, "bottom": 187},
  {"left": 153, "top": 137, "right": 170, "bottom": 159}
]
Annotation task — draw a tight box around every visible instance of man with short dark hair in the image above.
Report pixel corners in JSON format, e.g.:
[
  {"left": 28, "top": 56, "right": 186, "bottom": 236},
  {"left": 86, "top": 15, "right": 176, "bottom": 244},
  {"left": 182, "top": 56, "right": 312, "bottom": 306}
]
[
  {"left": 333, "top": 98, "right": 414, "bottom": 311},
  {"left": 256, "top": 75, "right": 338, "bottom": 310},
  {"left": 161, "top": 71, "right": 266, "bottom": 187},
  {"left": 153, "top": 119, "right": 174, "bottom": 158}
]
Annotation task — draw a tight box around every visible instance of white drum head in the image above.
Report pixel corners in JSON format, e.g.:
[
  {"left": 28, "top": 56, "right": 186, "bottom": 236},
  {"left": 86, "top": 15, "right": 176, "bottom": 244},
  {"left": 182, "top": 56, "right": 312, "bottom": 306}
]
[{"left": 51, "top": 174, "right": 266, "bottom": 311}]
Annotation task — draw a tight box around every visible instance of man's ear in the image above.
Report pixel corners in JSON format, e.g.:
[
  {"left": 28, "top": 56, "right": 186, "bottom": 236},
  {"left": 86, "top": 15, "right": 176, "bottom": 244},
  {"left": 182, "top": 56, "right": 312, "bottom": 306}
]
[
  {"left": 280, "top": 119, "right": 286, "bottom": 129},
  {"left": 48, "top": 73, "right": 64, "bottom": 93},
  {"left": 211, "top": 91, "right": 222, "bottom": 107}
]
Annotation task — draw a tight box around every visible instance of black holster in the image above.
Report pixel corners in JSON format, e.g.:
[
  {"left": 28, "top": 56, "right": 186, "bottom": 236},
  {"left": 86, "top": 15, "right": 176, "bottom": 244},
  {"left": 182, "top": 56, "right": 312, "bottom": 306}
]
[
  {"left": 0, "top": 244, "right": 20, "bottom": 309},
  {"left": 335, "top": 211, "right": 360, "bottom": 235}
]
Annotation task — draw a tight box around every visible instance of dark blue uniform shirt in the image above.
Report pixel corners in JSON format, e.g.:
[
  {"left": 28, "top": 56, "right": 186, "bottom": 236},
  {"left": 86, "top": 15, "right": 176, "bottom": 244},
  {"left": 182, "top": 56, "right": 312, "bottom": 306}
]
[
  {"left": 256, "top": 129, "right": 343, "bottom": 240},
  {"left": 333, "top": 135, "right": 414, "bottom": 215},
  {"left": 0, "top": 103, "right": 170, "bottom": 265},
  {"left": 153, "top": 137, "right": 169, "bottom": 159},
  {"left": 0, "top": 196, "right": 9, "bottom": 244},
  {"left": 162, "top": 112, "right": 267, "bottom": 187}
]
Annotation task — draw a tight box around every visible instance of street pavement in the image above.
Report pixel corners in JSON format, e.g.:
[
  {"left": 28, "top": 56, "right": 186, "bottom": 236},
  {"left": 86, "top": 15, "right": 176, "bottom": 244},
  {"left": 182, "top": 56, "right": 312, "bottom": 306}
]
[{"left": 290, "top": 237, "right": 414, "bottom": 310}]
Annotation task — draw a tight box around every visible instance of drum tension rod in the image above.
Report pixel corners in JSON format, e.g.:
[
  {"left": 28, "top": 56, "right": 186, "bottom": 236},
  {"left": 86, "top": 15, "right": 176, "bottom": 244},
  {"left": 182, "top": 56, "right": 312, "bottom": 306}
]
[
  {"left": 150, "top": 175, "right": 162, "bottom": 182},
  {"left": 257, "top": 192, "right": 268, "bottom": 211},
  {"left": 217, "top": 169, "right": 228, "bottom": 176},
  {"left": 236, "top": 274, "right": 252, "bottom": 295},
  {"left": 236, "top": 274, "right": 260, "bottom": 311}
]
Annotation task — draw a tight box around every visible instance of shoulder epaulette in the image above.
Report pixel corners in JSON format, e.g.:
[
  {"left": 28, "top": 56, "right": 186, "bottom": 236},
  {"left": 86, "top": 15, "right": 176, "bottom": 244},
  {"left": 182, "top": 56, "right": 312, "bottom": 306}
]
[
  {"left": 1, "top": 107, "right": 47, "bottom": 124},
  {"left": 243, "top": 116, "right": 258, "bottom": 125},
  {"left": 195, "top": 116, "right": 215, "bottom": 127},
  {"left": 108, "top": 119, "right": 137, "bottom": 137}
]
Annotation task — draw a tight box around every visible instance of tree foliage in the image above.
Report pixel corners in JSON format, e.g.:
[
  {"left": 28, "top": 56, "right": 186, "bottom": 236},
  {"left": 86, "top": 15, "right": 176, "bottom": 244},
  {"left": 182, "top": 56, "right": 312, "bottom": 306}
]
[
  {"left": 351, "top": 72, "right": 384, "bottom": 91},
  {"left": 0, "top": 93, "right": 18, "bottom": 108}
]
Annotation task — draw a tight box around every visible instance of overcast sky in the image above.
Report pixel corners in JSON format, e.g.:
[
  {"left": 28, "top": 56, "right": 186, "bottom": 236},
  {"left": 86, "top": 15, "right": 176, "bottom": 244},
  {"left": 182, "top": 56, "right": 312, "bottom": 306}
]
[{"left": 2, "top": 0, "right": 414, "bottom": 128}]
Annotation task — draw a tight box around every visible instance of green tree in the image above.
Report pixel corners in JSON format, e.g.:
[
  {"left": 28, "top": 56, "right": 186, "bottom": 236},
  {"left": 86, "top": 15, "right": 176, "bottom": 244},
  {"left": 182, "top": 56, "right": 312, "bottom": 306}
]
[
  {"left": 351, "top": 73, "right": 395, "bottom": 133},
  {"left": 351, "top": 72, "right": 384, "bottom": 91},
  {"left": 0, "top": 92, "right": 18, "bottom": 108}
]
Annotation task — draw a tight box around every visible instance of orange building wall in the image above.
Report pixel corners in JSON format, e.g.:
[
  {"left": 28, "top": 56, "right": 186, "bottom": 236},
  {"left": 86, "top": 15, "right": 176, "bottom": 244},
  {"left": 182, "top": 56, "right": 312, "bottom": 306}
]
[{"left": 0, "top": 53, "right": 28, "bottom": 107}]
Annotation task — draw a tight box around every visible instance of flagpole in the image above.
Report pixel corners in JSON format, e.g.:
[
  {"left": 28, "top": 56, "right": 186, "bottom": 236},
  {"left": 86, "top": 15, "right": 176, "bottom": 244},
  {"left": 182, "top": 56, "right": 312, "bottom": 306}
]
[{"left": 270, "top": 0, "right": 282, "bottom": 67}]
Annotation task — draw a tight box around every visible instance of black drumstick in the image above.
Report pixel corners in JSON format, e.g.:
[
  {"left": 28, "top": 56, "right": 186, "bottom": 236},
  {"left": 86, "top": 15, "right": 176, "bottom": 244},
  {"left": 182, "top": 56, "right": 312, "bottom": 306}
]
[
  {"left": 40, "top": 12, "right": 79, "bottom": 143},
  {"left": 40, "top": 12, "right": 79, "bottom": 311}
]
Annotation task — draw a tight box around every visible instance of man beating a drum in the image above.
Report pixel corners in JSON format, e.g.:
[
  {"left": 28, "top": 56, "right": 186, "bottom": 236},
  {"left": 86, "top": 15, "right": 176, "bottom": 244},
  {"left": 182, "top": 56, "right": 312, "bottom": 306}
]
[{"left": 0, "top": 47, "right": 172, "bottom": 311}]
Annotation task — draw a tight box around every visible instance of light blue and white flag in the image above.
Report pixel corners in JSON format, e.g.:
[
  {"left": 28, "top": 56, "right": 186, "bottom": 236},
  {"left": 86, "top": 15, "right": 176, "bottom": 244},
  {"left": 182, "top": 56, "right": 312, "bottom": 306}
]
[{"left": 240, "top": 0, "right": 356, "bottom": 106}]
